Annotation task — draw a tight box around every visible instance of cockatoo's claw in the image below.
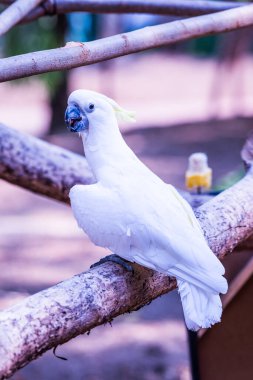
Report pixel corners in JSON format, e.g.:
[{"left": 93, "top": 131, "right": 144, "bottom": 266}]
[{"left": 90, "top": 254, "right": 134, "bottom": 273}]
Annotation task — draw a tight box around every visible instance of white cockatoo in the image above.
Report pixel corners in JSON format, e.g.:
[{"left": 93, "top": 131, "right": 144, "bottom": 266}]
[{"left": 65, "top": 90, "right": 228, "bottom": 331}]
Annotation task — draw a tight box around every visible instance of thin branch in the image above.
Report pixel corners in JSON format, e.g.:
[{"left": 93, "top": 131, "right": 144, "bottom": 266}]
[
  {"left": 0, "top": 3, "right": 253, "bottom": 82},
  {"left": 33, "top": 0, "right": 248, "bottom": 16},
  {"left": 0, "top": 169, "right": 253, "bottom": 378},
  {"left": 0, "top": 0, "right": 247, "bottom": 24},
  {"left": 0, "top": 123, "right": 95, "bottom": 203},
  {"left": 0, "top": 0, "right": 44, "bottom": 36}
]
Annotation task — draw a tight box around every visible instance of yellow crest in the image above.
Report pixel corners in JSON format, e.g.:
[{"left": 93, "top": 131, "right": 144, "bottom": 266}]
[
  {"left": 113, "top": 105, "right": 136, "bottom": 123},
  {"left": 89, "top": 90, "right": 136, "bottom": 123}
]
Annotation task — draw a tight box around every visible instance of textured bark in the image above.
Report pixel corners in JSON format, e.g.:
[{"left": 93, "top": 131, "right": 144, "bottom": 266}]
[
  {"left": 0, "top": 264, "right": 176, "bottom": 379},
  {"left": 0, "top": 124, "right": 253, "bottom": 377},
  {"left": 0, "top": 124, "right": 94, "bottom": 203},
  {"left": 196, "top": 169, "right": 253, "bottom": 257},
  {"left": 0, "top": 0, "right": 44, "bottom": 36},
  {"left": 1, "top": 3, "right": 253, "bottom": 82},
  {"left": 0, "top": 0, "right": 246, "bottom": 23}
]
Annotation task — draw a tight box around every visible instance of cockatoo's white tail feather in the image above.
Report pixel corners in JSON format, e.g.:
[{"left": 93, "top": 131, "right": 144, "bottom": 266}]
[
  {"left": 177, "top": 280, "right": 222, "bottom": 331},
  {"left": 170, "top": 265, "right": 228, "bottom": 295}
]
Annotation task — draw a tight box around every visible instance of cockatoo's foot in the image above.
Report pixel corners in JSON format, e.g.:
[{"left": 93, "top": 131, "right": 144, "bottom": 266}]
[{"left": 90, "top": 254, "right": 134, "bottom": 272}]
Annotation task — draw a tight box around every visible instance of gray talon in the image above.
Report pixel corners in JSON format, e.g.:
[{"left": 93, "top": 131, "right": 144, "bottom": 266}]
[{"left": 90, "top": 254, "right": 134, "bottom": 272}]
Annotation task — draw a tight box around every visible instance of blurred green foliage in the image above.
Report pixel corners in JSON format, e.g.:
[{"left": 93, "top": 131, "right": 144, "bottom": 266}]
[
  {"left": 187, "top": 35, "right": 218, "bottom": 56},
  {"left": 213, "top": 167, "right": 244, "bottom": 192},
  {"left": 3, "top": 16, "right": 64, "bottom": 95}
]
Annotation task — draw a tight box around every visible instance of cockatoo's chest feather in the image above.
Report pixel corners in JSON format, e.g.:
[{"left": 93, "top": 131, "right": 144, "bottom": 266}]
[{"left": 70, "top": 182, "right": 136, "bottom": 249}]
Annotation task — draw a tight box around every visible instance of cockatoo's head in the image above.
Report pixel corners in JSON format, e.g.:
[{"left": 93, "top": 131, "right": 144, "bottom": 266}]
[{"left": 65, "top": 89, "right": 135, "bottom": 136}]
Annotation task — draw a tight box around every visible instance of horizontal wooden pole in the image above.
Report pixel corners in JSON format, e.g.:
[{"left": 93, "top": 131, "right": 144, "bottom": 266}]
[
  {"left": 20, "top": 0, "right": 247, "bottom": 24},
  {"left": 0, "top": 0, "right": 247, "bottom": 20}
]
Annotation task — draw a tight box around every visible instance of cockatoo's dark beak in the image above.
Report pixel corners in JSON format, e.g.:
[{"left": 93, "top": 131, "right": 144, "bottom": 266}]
[{"left": 65, "top": 105, "right": 89, "bottom": 132}]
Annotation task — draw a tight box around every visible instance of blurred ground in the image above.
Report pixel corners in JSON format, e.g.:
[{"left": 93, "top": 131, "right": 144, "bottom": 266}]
[{"left": 0, "top": 53, "right": 253, "bottom": 380}]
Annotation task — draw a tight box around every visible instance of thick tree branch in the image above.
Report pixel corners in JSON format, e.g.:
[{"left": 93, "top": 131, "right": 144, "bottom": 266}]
[
  {"left": 0, "top": 123, "right": 203, "bottom": 206},
  {"left": 0, "top": 263, "right": 176, "bottom": 379},
  {"left": 0, "top": 124, "right": 94, "bottom": 203},
  {"left": 0, "top": 124, "right": 253, "bottom": 378},
  {"left": 0, "top": 3, "right": 253, "bottom": 82},
  {"left": 0, "top": 0, "right": 44, "bottom": 36},
  {"left": 195, "top": 169, "right": 253, "bottom": 257},
  {"left": 0, "top": 0, "right": 247, "bottom": 23}
]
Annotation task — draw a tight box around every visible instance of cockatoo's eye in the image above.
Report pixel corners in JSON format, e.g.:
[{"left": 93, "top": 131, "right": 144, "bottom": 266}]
[{"left": 88, "top": 103, "right": 95, "bottom": 112}]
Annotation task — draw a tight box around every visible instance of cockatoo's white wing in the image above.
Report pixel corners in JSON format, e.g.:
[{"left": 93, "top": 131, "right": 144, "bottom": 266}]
[
  {"left": 165, "top": 185, "right": 225, "bottom": 275},
  {"left": 70, "top": 183, "right": 136, "bottom": 257},
  {"left": 124, "top": 185, "right": 227, "bottom": 295},
  {"left": 70, "top": 180, "right": 227, "bottom": 296}
]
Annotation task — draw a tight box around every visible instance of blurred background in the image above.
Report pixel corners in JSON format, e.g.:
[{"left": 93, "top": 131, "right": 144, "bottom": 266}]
[{"left": 1, "top": 9, "right": 253, "bottom": 380}]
